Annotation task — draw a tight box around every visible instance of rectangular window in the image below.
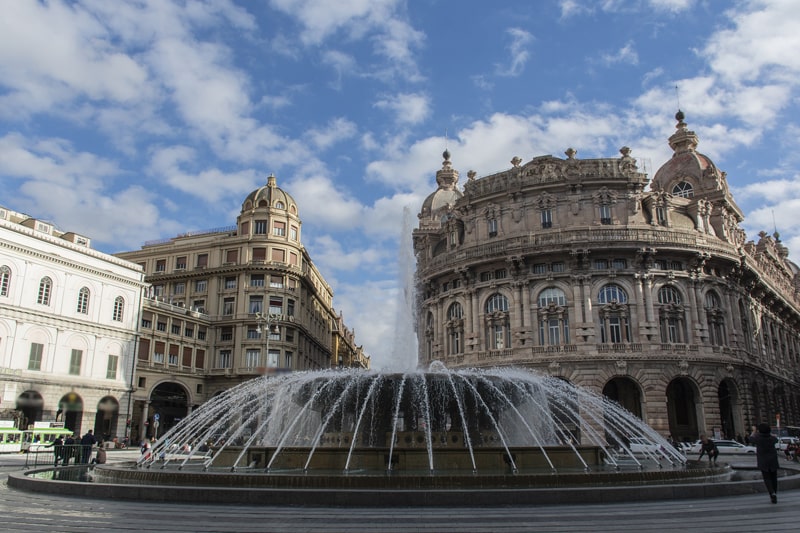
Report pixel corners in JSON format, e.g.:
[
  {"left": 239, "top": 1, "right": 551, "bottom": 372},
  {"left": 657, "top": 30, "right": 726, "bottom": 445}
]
[
  {"left": 480, "top": 271, "right": 492, "bottom": 282},
  {"left": 249, "top": 295, "right": 263, "bottom": 314},
  {"left": 250, "top": 274, "right": 265, "bottom": 287},
  {"left": 194, "top": 280, "right": 207, "bottom": 292},
  {"left": 175, "top": 256, "right": 187, "bottom": 270},
  {"left": 225, "top": 249, "right": 238, "bottom": 264},
  {"left": 245, "top": 349, "right": 261, "bottom": 367},
  {"left": 196, "top": 254, "right": 208, "bottom": 268},
  {"left": 106, "top": 354, "right": 118, "bottom": 379},
  {"left": 612, "top": 259, "right": 627, "bottom": 269},
  {"left": 240, "top": 221, "right": 250, "bottom": 236},
  {"left": 157, "top": 321, "right": 167, "bottom": 332},
  {"left": 285, "top": 328, "right": 295, "bottom": 343},
  {"left": 217, "top": 350, "right": 232, "bottom": 369},
  {"left": 270, "top": 275, "right": 283, "bottom": 288},
  {"left": 267, "top": 349, "right": 280, "bottom": 368},
  {"left": 223, "top": 297, "right": 235, "bottom": 315},
  {"left": 247, "top": 327, "right": 260, "bottom": 339},
  {"left": 141, "top": 318, "right": 152, "bottom": 328},
  {"left": 548, "top": 319, "right": 561, "bottom": 345},
  {"left": 220, "top": 327, "right": 233, "bottom": 341},
  {"left": 224, "top": 276, "right": 236, "bottom": 289},
  {"left": 269, "top": 296, "right": 283, "bottom": 315},
  {"left": 174, "top": 282, "right": 185, "bottom": 295},
  {"left": 252, "top": 247, "right": 267, "bottom": 262},
  {"left": 171, "top": 324, "right": 180, "bottom": 335},
  {"left": 154, "top": 341, "right": 165, "bottom": 363},
  {"left": 533, "top": 264, "right": 547, "bottom": 274},
  {"left": 593, "top": 259, "right": 608, "bottom": 269},
  {"left": 289, "top": 252, "right": 298, "bottom": 266},
  {"left": 196, "top": 349, "right": 205, "bottom": 369},
  {"left": 541, "top": 209, "right": 552, "bottom": 228},
  {"left": 271, "top": 248, "right": 286, "bottom": 263},
  {"left": 182, "top": 346, "right": 192, "bottom": 367},
  {"left": 254, "top": 220, "right": 268, "bottom": 234},
  {"left": 69, "top": 349, "right": 82, "bottom": 375},
  {"left": 656, "top": 206, "right": 667, "bottom": 225},
  {"left": 551, "top": 262, "right": 565, "bottom": 272},
  {"left": 488, "top": 219, "right": 498, "bottom": 237},
  {"left": 184, "top": 327, "right": 194, "bottom": 338},
  {"left": 155, "top": 259, "right": 166, "bottom": 272},
  {"left": 600, "top": 205, "right": 612, "bottom": 225},
  {"left": 28, "top": 343, "right": 44, "bottom": 370},
  {"left": 192, "top": 300, "right": 205, "bottom": 313},
  {"left": 197, "top": 329, "right": 207, "bottom": 341},
  {"left": 168, "top": 344, "right": 179, "bottom": 365},
  {"left": 153, "top": 285, "right": 164, "bottom": 297},
  {"left": 290, "top": 225, "right": 298, "bottom": 240},
  {"left": 273, "top": 221, "right": 286, "bottom": 236},
  {"left": 284, "top": 352, "right": 293, "bottom": 369}
]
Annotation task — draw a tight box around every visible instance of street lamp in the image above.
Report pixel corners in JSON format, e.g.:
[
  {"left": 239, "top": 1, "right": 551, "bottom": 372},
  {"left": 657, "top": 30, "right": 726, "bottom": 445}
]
[{"left": 255, "top": 312, "right": 280, "bottom": 369}]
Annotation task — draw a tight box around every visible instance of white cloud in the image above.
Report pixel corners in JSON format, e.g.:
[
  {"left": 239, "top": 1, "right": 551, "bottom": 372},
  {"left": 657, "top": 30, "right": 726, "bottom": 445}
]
[
  {"left": 703, "top": 0, "right": 800, "bottom": 84},
  {"left": 374, "top": 93, "right": 431, "bottom": 125},
  {"left": 496, "top": 28, "right": 533, "bottom": 77},
  {"left": 286, "top": 174, "right": 366, "bottom": 228},
  {"left": 601, "top": 41, "right": 639, "bottom": 66},
  {"left": 306, "top": 118, "right": 358, "bottom": 150}
]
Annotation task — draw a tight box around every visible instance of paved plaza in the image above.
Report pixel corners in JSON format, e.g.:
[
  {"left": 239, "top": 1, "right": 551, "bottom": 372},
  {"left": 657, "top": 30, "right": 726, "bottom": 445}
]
[{"left": 2, "top": 450, "right": 800, "bottom": 532}]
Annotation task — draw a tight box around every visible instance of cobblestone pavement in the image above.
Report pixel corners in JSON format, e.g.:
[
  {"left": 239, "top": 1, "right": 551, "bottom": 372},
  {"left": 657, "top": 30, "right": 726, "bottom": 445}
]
[{"left": 2, "top": 451, "right": 800, "bottom": 532}]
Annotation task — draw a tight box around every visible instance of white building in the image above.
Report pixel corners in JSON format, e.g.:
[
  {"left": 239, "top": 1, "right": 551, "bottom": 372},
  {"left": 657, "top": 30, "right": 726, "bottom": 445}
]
[{"left": 0, "top": 206, "right": 145, "bottom": 440}]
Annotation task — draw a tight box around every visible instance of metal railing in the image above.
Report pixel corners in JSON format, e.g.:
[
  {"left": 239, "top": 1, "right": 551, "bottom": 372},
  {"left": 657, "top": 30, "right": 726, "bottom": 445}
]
[{"left": 24, "top": 444, "right": 97, "bottom": 469}]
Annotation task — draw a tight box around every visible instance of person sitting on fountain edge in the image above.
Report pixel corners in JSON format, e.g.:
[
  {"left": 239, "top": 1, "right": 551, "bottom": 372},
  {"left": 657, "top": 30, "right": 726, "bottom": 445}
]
[{"left": 698, "top": 434, "right": 719, "bottom": 464}]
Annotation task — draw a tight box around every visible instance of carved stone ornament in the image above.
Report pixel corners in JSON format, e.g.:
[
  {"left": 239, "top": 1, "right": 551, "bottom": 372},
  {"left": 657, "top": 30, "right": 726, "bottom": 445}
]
[{"left": 678, "top": 359, "right": 689, "bottom": 375}]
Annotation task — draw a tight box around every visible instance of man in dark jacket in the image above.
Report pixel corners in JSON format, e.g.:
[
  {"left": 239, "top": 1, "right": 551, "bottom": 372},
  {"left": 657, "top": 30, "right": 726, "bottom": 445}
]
[
  {"left": 697, "top": 434, "right": 719, "bottom": 464},
  {"left": 80, "top": 430, "right": 96, "bottom": 464},
  {"left": 750, "top": 423, "right": 780, "bottom": 503}
]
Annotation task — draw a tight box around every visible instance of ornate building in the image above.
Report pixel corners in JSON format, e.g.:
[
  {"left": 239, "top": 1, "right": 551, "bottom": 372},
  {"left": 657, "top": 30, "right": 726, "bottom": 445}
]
[
  {"left": 117, "top": 175, "right": 367, "bottom": 442},
  {"left": 0, "top": 206, "right": 144, "bottom": 438},
  {"left": 414, "top": 112, "right": 800, "bottom": 443}
]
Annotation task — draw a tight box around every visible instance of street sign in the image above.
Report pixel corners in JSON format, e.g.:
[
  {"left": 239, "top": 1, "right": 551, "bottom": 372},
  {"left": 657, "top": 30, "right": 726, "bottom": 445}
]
[{"left": 154, "top": 413, "right": 160, "bottom": 421}]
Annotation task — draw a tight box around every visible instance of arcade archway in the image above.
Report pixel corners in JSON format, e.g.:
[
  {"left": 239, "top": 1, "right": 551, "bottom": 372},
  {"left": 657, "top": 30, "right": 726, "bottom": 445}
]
[
  {"left": 16, "top": 390, "right": 43, "bottom": 429},
  {"left": 57, "top": 392, "right": 84, "bottom": 433},
  {"left": 666, "top": 377, "right": 700, "bottom": 443},
  {"left": 148, "top": 383, "right": 190, "bottom": 439},
  {"left": 94, "top": 396, "right": 120, "bottom": 441},
  {"left": 603, "top": 377, "right": 643, "bottom": 418}
]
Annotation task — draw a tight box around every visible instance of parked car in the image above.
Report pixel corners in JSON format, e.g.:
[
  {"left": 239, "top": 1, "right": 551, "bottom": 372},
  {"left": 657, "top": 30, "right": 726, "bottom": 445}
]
[
  {"left": 775, "top": 437, "right": 798, "bottom": 451},
  {"left": 689, "top": 439, "right": 756, "bottom": 454},
  {"left": 627, "top": 437, "right": 662, "bottom": 453}
]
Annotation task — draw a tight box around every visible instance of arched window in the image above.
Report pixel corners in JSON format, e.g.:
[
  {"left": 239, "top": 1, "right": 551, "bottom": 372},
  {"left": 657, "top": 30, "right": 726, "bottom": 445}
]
[
  {"left": 486, "top": 293, "right": 509, "bottom": 313},
  {"left": 37, "top": 277, "right": 52, "bottom": 305},
  {"left": 76, "top": 287, "right": 90, "bottom": 314},
  {"left": 113, "top": 296, "right": 125, "bottom": 322},
  {"left": 598, "top": 284, "right": 627, "bottom": 304},
  {"left": 597, "top": 284, "right": 630, "bottom": 343},
  {"left": 657, "top": 286, "right": 682, "bottom": 304},
  {"left": 672, "top": 181, "right": 694, "bottom": 198},
  {"left": 657, "top": 285, "right": 685, "bottom": 344},
  {"left": 705, "top": 290, "right": 726, "bottom": 346},
  {"left": 485, "top": 293, "right": 511, "bottom": 350},
  {"left": 0, "top": 265, "right": 10, "bottom": 297},
  {"left": 537, "top": 287, "right": 569, "bottom": 345},
  {"left": 275, "top": 201, "right": 285, "bottom": 209},
  {"left": 446, "top": 303, "right": 464, "bottom": 355}
]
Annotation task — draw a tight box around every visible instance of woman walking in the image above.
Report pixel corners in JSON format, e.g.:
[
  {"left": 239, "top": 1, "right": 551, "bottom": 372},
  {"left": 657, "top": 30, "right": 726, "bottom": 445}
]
[{"left": 750, "top": 423, "right": 780, "bottom": 503}]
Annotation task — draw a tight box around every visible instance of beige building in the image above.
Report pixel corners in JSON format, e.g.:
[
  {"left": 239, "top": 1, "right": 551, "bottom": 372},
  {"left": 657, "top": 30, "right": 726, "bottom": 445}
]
[
  {"left": 414, "top": 111, "right": 800, "bottom": 443},
  {"left": 117, "top": 175, "right": 366, "bottom": 442}
]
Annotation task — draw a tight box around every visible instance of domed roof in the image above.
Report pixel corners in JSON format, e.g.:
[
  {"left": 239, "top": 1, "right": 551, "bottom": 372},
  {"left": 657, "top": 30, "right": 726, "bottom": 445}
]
[
  {"left": 420, "top": 150, "right": 463, "bottom": 220},
  {"left": 242, "top": 174, "right": 297, "bottom": 214}
]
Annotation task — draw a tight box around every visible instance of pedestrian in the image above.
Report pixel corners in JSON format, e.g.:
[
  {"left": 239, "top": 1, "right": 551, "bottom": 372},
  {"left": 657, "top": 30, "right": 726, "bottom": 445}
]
[
  {"left": 91, "top": 441, "right": 107, "bottom": 465},
  {"left": 49, "top": 435, "right": 64, "bottom": 466},
  {"left": 63, "top": 434, "right": 76, "bottom": 465},
  {"left": 697, "top": 434, "right": 719, "bottom": 464},
  {"left": 80, "top": 430, "right": 96, "bottom": 464},
  {"left": 750, "top": 423, "right": 780, "bottom": 504}
]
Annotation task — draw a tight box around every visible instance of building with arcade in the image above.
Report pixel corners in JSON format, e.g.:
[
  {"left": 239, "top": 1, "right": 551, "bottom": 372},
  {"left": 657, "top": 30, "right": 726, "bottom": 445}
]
[{"left": 413, "top": 112, "right": 800, "bottom": 443}]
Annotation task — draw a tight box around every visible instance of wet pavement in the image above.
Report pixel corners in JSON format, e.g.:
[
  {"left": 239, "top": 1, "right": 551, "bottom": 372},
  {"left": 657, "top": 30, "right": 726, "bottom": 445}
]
[{"left": 2, "top": 450, "right": 799, "bottom": 532}]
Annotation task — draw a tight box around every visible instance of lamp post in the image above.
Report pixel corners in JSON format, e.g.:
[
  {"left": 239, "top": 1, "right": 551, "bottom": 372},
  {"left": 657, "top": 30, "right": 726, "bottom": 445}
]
[{"left": 255, "top": 312, "right": 280, "bottom": 370}]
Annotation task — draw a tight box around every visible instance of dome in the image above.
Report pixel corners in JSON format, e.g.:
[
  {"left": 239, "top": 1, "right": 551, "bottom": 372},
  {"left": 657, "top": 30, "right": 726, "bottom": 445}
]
[
  {"left": 420, "top": 150, "right": 462, "bottom": 220},
  {"left": 242, "top": 174, "right": 297, "bottom": 214}
]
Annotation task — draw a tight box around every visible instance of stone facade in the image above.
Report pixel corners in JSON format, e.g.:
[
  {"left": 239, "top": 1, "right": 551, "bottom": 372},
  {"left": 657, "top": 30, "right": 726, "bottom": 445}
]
[
  {"left": 0, "top": 206, "right": 145, "bottom": 439},
  {"left": 414, "top": 112, "right": 800, "bottom": 443},
  {"left": 116, "top": 175, "right": 366, "bottom": 442}
]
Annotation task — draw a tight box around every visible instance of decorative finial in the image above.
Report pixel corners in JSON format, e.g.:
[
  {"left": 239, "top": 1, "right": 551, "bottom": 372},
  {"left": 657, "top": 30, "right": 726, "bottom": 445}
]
[{"left": 443, "top": 149, "right": 450, "bottom": 162}]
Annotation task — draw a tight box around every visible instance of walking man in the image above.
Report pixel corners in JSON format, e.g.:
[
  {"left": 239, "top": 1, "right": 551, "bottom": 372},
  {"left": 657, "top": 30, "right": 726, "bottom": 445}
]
[{"left": 750, "top": 423, "right": 780, "bottom": 503}]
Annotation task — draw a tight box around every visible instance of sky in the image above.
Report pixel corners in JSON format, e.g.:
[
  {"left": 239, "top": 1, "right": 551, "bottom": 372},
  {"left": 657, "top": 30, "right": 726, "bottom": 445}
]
[{"left": 2, "top": 0, "right": 800, "bottom": 369}]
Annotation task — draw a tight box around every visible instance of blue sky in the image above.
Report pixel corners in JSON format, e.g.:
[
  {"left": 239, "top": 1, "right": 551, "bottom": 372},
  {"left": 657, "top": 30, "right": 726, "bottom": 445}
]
[{"left": 2, "top": 0, "right": 799, "bottom": 369}]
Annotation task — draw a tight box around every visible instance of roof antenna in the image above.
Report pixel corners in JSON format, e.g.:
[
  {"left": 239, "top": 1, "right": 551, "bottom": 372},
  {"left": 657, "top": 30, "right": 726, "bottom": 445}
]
[
  {"left": 674, "top": 84, "right": 681, "bottom": 111},
  {"left": 772, "top": 210, "right": 780, "bottom": 241}
]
